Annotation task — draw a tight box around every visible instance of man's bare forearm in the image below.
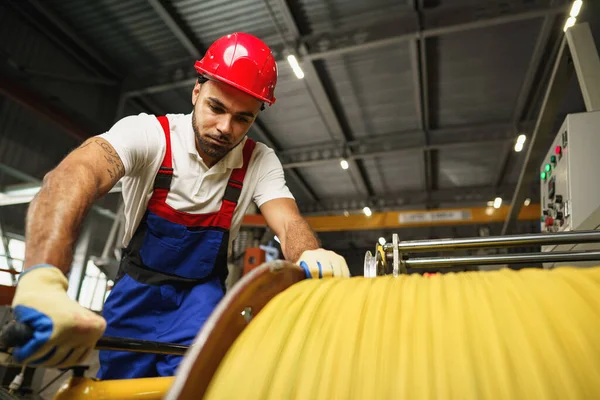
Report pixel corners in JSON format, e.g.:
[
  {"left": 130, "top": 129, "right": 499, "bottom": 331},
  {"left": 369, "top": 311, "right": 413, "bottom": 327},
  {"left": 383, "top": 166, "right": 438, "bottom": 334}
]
[
  {"left": 24, "top": 165, "right": 100, "bottom": 273},
  {"left": 23, "top": 139, "right": 124, "bottom": 273},
  {"left": 280, "top": 216, "right": 320, "bottom": 262}
]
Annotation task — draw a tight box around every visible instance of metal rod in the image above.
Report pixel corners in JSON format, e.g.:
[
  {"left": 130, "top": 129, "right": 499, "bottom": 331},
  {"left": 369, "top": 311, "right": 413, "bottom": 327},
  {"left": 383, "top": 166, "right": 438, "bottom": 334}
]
[
  {"left": 96, "top": 336, "right": 189, "bottom": 356},
  {"left": 383, "top": 230, "right": 600, "bottom": 253},
  {"left": 404, "top": 250, "right": 600, "bottom": 267}
]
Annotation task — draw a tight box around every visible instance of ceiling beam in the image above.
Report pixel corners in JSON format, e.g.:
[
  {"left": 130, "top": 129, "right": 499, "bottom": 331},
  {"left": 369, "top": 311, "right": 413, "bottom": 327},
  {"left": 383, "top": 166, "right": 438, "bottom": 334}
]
[
  {"left": 300, "top": 183, "right": 535, "bottom": 215},
  {"left": 411, "top": 0, "right": 434, "bottom": 207},
  {"left": 278, "top": 122, "right": 524, "bottom": 168},
  {"left": 268, "top": 0, "right": 373, "bottom": 198},
  {"left": 301, "top": 2, "right": 569, "bottom": 62}
]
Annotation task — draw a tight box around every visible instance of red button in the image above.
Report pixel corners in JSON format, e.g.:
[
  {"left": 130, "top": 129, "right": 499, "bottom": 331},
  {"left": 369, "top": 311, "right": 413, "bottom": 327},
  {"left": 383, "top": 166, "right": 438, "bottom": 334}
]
[
  {"left": 555, "top": 146, "right": 562, "bottom": 155},
  {"left": 545, "top": 216, "right": 554, "bottom": 226}
]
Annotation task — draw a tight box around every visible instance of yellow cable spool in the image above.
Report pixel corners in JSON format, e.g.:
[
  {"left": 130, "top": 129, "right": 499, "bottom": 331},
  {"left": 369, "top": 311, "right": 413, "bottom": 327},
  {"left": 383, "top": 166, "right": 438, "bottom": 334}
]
[{"left": 203, "top": 266, "right": 600, "bottom": 399}]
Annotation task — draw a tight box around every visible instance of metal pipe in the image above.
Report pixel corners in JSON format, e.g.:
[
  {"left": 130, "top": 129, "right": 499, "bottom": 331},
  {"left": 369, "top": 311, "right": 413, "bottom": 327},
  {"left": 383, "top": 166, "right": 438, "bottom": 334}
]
[
  {"left": 405, "top": 250, "right": 600, "bottom": 267},
  {"left": 383, "top": 230, "right": 600, "bottom": 253}
]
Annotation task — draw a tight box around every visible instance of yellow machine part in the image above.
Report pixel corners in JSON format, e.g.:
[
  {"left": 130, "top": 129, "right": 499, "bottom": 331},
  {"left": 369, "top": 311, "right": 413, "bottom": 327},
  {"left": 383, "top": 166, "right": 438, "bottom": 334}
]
[
  {"left": 204, "top": 266, "right": 600, "bottom": 399},
  {"left": 53, "top": 376, "right": 174, "bottom": 399}
]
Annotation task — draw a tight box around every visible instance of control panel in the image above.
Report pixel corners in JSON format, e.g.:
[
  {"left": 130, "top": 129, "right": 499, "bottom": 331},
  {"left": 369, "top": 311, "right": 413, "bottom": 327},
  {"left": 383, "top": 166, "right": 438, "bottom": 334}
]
[{"left": 541, "top": 111, "right": 600, "bottom": 267}]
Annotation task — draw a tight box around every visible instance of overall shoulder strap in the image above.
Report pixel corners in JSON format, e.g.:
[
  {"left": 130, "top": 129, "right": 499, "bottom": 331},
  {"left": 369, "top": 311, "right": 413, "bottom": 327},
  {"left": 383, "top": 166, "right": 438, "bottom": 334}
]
[
  {"left": 153, "top": 116, "right": 174, "bottom": 191},
  {"left": 216, "top": 138, "right": 257, "bottom": 230},
  {"left": 223, "top": 138, "right": 256, "bottom": 204}
]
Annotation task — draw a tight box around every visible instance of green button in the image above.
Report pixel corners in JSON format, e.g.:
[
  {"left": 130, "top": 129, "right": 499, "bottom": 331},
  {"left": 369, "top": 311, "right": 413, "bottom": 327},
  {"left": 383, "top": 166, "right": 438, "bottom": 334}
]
[
  {"left": 550, "top": 155, "right": 556, "bottom": 163},
  {"left": 541, "top": 171, "right": 547, "bottom": 180},
  {"left": 545, "top": 164, "right": 551, "bottom": 172}
]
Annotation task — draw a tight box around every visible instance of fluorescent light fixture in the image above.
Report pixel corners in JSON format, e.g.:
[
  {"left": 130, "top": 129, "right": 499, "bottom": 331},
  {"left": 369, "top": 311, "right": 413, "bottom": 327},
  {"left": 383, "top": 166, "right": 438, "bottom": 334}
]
[
  {"left": 493, "top": 197, "right": 502, "bottom": 209},
  {"left": 378, "top": 237, "right": 386, "bottom": 246},
  {"left": 287, "top": 55, "right": 304, "bottom": 79},
  {"left": 514, "top": 134, "right": 526, "bottom": 152},
  {"left": 340, "top": 159, "right": 349, "bottom": 170},
  {"left": 564, "top": 16, "right": 576, "bottom": 31},
  {"left": 514, "top": 141, "right": 524, "bottom": 152},
  {"left": 570, "top": 0, "right": 582, "bottom": 17},
  {"left": 524, "top": 198, "right": 531, "bottom": 206},
  {"left": 363, "top": 206, "right": 372, "bottom": 217},
  {"left": 4, "top": 185, "right": 40, "bottom": 197},
  {"left": 0, "top": 181, "right": 124, "bottom": 206}
]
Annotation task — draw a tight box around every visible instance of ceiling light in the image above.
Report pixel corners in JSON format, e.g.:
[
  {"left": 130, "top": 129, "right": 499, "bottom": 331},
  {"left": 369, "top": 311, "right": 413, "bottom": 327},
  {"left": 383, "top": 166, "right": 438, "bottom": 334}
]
[
  {"left": 340, "top": 159, "right": 349, "bottom": 170},
  {"left": 487, "top": 201, "right": 494, "bottom": 207},
  {"left": 570, "top": 0, "right": 583, "bottom": 17},
  {"left": 514, "top": 141, "right": 524, "bottom": 152},
  {"left": 363, "top": 206, "right": 372, "bottom": 217},
  {"left": 516, "top": 134, "right": 526, "bottom": 144},
  {"left": 524, "top": 198, "right": 531, "bottom": 206},
  {"left": 343, "top": 210, "right": 350, "bottom": 217},
  {"left": 564, "top": 16, "right": 576, "bottom": 32},
  {"left": 286, "top": 55, "right": 304, "bottom": 79},
  {"left": 493, "top": 197, "right": 502, "bottom": 209}
]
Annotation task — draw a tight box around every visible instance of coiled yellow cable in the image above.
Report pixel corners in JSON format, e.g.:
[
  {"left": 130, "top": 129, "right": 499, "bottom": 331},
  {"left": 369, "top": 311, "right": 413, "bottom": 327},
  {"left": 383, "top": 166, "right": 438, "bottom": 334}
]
[{"left": 204, "top": 267, "right": 600, "bottom": 399}]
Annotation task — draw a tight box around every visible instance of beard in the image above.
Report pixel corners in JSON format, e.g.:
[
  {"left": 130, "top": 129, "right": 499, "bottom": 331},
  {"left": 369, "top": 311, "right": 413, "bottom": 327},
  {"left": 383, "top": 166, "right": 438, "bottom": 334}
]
[{"left": 192, "top": 108, "right": 235, "bottom": 160}]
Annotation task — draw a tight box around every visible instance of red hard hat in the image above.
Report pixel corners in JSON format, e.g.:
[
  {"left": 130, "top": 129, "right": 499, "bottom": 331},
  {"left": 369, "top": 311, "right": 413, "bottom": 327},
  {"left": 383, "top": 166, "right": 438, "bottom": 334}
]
[{"left": 194, "top": 32, "right": 278, "bottom": 105}]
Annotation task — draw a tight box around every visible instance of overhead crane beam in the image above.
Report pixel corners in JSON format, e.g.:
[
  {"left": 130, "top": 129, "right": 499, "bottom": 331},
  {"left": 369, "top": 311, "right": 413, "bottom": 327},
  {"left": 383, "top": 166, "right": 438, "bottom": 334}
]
[{"left": 243, "top": 204, "right": 541, "bottom": 232}]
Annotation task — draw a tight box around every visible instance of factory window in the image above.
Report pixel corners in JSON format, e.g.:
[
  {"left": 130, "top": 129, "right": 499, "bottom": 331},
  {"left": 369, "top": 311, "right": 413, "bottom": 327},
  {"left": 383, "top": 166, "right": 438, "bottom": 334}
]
[
  {"left": 78, "top": 260, "right": 113, "bottom": 312},
  {"left": 0, "top": 238, "right": 24, "bottom": 286}
]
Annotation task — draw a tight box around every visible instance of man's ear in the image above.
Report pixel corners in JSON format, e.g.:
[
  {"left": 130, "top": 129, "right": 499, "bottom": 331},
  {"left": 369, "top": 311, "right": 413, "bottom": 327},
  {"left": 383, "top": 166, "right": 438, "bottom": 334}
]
[{"left": 191, "top": 80, "right": 202, "bottom": 105}]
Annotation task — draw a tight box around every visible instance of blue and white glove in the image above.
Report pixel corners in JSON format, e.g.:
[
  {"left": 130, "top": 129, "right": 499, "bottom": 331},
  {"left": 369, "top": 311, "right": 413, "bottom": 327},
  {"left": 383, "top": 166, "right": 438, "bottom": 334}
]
[
  {"left": 10, "top": 265, "right": 106, "bottom": 368},
  {"left": 297, "top": 249, "right": 351, "bottom": 278}
]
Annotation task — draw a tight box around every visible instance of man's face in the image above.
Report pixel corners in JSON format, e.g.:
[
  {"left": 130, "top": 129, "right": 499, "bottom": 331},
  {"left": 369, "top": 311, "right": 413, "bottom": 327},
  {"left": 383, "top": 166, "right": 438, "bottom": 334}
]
[{"left": 191, "top": 79, "right": 262, "bottom": 164}]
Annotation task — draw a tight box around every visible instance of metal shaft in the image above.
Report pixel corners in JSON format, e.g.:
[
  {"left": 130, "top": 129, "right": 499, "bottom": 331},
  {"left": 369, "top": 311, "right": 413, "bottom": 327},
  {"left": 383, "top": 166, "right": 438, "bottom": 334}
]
[
  {"left": 96, "top": 336, "right": 189, "bottom": 356},
  {"left": 405, "top": 250, "right": 600, "bottom": 268},
  {"left": 383, "top": 230, "right": 600, "bottom": 253}
]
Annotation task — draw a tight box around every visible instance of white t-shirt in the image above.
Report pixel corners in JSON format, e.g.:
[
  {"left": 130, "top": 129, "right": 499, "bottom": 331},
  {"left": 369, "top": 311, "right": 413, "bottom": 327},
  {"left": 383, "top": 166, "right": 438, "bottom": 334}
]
[{"left": 98, "top": 112, "right": 294, "bottom": 254}]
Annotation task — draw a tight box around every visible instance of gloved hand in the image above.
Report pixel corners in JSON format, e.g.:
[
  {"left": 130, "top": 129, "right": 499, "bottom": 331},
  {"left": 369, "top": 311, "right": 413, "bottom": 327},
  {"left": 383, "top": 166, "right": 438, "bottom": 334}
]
[
  {"left": 10, "top": 265, "right": 106, "bottom": 368},
  {"left": 297, "top": 249, "right": 350, "bottom": 278}
]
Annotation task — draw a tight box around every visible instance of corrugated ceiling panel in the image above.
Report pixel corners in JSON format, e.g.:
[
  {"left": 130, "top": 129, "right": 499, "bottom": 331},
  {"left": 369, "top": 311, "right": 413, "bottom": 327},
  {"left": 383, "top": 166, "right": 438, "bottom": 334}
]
[
  {"left": 0, "top": 4, "right": 118, "bottom": 129},
  {"left": 431, "top": 18, "right": 542, "bottom": 128},
  {"left": 322, "top": 43, "right": 420, "bottom": 138},
  {"left": 438, "top": 142, "right": 504, "bottom": 188},
  {"left": 297, "top": 0, "right": 410, "bottom": 34},
  {"left": 172, "top": 0, "right": 284, "bottom": 46},
  {"left": 44, "top": 0, "right": 190, "bottom": 73},
  {"left": 254, "top": 65, "right": 333, "bottom": 148},
  {"left": 295, "top": 165, "right": 360, "bottom": 198},
  {"left": 361, "top": 152, "right": 424, "bottom": 195}
]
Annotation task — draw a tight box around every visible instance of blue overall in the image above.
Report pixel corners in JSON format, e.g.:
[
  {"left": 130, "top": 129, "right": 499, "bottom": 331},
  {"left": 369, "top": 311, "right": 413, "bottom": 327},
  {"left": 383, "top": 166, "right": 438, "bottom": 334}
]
[{"left": 97, "top": 116, "right": 256, "bottom": 379}]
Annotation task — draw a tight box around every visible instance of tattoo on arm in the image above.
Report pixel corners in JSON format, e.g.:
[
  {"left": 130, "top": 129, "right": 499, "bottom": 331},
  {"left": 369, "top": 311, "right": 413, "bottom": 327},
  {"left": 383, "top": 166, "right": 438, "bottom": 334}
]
[{"left": 76, "top": 139, "right": 125, "bottom": 181}]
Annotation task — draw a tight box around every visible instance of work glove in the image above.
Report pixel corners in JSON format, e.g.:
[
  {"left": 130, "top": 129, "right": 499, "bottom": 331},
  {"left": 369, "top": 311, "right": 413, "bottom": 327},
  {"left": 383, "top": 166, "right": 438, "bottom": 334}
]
[
  {"left": 10, "top": 264, "right": 106, "bottom": 368},
  {"left": 297, "top": 249, "right": 351, "bottom": 278}
]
